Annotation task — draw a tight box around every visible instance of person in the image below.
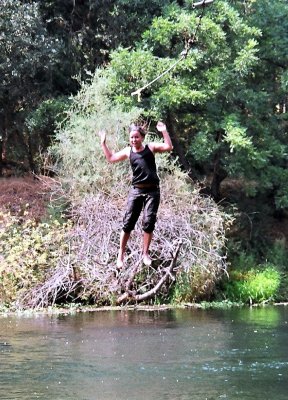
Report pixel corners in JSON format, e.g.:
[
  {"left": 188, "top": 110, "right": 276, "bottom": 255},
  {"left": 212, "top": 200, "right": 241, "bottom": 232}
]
[{"left": 98, "top": 121, "right": 173, "bottom": 268}]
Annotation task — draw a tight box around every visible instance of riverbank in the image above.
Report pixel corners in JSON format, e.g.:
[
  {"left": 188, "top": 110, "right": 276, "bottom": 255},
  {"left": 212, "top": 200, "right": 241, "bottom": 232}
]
[
  {"left": 1, "top": 302, "right": 288, "bottom": 318},
  {"left": 1, "top": 176, "right": 288, "bottom": 310}
]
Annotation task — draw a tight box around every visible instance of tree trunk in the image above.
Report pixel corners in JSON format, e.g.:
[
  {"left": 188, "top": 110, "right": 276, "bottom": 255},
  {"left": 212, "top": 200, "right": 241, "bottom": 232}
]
[
  {"left": 210, "top": 131, "right": 227, "bottom": 201},
  {"left": 0, "top": 114, "right": 8, "bottom": 177},
  {"left": 0, "top": 139, "right": 3, "bottom": 177},
  {"left": 210, "top": 153, "right": 227, "bottom": 201},
  {"left": 166, "top": 113, "right": 198, "bottom": 181},
  {"left": 15, "top": 128, "right": 36, "bottom": 173}
]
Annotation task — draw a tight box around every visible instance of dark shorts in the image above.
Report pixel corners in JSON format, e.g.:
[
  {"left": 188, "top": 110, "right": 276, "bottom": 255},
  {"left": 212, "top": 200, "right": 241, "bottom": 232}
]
[{"left": 122, "top": 186, "right": 160, "bottom": 233}]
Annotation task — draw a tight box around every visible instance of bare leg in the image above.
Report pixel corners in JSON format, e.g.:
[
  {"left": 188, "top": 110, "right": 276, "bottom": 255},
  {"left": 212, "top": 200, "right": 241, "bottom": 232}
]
[
  {"left": 117, "top": 230, "right": 130, "bottom": 268},
  {"left": 143, "top": 231, "right": 153, "bottom": 266}
]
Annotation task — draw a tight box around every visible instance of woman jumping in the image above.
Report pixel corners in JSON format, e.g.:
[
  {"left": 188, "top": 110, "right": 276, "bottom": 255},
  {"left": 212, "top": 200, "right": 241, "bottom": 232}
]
[{"left": 99, "top": 121, "right": 173, "bottom": 268}]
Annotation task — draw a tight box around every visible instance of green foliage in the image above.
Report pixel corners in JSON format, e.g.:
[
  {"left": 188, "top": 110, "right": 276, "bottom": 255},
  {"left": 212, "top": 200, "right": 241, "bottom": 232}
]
[
  {"left": 51, "top": 70, "right": 142, "bottom": 199},
  {"left": 231, "top": 250, "right": 258, "bottom": 271},
  {"left": 24, "top": 97, "right": 70, "bottom": 171},
  {"left": 0, "top": 210, "right": 71, "bottom": 308},
  {"left": 0, "top": 0, "right": 62, "bottom": 170},
  {"left": 222, "top": 114, "right": 253, "bottom": 152},
  {"left": 169, "top": 272, "right": 191, "bottom": 304},
  {"left": 38, "top": 0, "right": 173, "bottom": 75},
  {"left": 223, "top": 265, "right": 281, "bottom": 304},
  {"left": 170, "top": 261, "right": 222, "bottom": 304},
  {"left": 265, "top": 239, "right": 288, "bottom": 269},
  {"left": 0, "top": 1, "right": 59, "bottom": 89},
  {"left": 190, "top": 131, "right": 219, "bottom": 162},
  {"left": 1, "top": 0, "right": 175, "bottom": 174},
  {"left": 108, "top": 0, "right": 288, "bottom": 211},
  {"left": 265, "top": 239, "right": 288, "bottom": 302},
  {"left": 233, "top": 38, "right": 259, "bottom": 76},
  {"left": 25, "top": 98, "right": 69, "bottom": 139}
]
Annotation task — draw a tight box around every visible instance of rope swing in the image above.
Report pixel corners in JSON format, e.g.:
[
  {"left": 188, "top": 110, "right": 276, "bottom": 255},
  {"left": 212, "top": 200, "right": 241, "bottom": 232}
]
[{"left": 131, "top": 0, "right": 214, "bottom": 102}]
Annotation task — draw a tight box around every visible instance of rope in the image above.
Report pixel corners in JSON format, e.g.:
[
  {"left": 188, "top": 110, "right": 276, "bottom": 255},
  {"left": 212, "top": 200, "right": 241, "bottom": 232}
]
[
  {"left": 131, "top": 2, "right": 207, "bottom": 101},
  {"left": 131, "top": 57, "right": 185, "bottom": 101}
]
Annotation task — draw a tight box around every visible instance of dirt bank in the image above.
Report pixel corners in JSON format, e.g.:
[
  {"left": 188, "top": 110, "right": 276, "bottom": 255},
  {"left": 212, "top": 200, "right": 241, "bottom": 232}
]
[{"left": 0, "top": 175, "right": 53, "bottom": 221}]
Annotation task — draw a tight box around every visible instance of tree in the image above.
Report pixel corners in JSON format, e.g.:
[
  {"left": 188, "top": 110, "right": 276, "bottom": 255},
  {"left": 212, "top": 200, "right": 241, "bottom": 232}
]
[
  {"left": 37, "top": 0, "right": 172, "bottom": 77},
  {"left": 0, "top": 0, "right": 63, "bottom": 174},
  {"left": 105, "top": 0, "right": 288, "bottom": 211},
  {"left": 24, "top": 97, "right": 69, "bottom": 173},
  {"left": 239, "top": 0, "right": 288, "bottom": 211},
  {"left": 0, "top": 0, "right": 175, "bottom": 175}
]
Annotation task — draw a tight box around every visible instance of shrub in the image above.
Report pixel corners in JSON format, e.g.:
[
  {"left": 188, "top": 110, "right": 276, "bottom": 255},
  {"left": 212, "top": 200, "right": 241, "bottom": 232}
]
[
  {"left": 50, "top": 70, "right": 142, "bottom": 201},
  {"left": 0, "top": 210, "right": 71, "bottom": 309},
  {"left": 266, "top": 239, "right": 288, "bottom": 301},
  {"left": 266, "top": 239, "right": 288, "bottom": 269},
  {"left": 223, "top": 264, "right": 281, "bottom": 304}
]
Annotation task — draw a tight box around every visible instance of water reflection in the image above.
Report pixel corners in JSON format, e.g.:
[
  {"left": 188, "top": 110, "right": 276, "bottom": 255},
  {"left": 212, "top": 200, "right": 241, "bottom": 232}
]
[{"left": 0, "top": 306, "right": 287, "bottom": 400}]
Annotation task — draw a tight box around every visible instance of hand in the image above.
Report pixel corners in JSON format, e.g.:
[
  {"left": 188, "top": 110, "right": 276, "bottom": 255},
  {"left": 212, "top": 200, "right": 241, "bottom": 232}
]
[
  {"left": 156, "top": 121, "right": 167, "bottom": 132},
  {"left": 98, "top": 129, "right": 106, "bottom": 144}
]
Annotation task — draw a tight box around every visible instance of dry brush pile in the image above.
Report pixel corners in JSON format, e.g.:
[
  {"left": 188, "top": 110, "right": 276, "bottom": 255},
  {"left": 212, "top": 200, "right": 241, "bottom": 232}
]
[{"left": 19, "top": 170, "right": 230, "bottom": 308}]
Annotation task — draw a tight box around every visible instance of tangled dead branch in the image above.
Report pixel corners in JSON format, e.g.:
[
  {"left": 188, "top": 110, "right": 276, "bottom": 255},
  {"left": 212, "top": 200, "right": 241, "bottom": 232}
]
[
  {"left": 20, "top": 175, "right": 229, "bottom": 309},
  {"left": 116, "top": 239, "right": 182, "bottom": 304}
]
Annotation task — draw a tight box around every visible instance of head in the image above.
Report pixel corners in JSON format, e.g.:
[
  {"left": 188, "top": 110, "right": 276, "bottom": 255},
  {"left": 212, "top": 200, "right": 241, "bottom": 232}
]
[
  {"left": 129, "top": 124, "right": 146, "bottom": 137},
  {"left": 129, "top": 124, "right": 146, "bottom": 149}
]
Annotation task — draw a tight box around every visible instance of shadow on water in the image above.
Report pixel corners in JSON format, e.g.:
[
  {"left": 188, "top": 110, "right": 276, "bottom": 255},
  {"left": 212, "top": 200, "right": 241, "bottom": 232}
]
[{"left": 0, "top": 306, "right": 287, "bottom": 400}]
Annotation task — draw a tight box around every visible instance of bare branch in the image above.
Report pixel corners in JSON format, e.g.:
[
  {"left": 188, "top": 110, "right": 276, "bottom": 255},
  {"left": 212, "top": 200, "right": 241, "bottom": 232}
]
[{"left": 117, "top": 240, "right": 181, "bottom": 304}]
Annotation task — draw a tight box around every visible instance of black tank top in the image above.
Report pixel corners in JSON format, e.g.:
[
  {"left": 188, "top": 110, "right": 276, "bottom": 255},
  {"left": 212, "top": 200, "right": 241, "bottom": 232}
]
[{"left": 130, "top": 145, "right": 160, "bottom": 185}]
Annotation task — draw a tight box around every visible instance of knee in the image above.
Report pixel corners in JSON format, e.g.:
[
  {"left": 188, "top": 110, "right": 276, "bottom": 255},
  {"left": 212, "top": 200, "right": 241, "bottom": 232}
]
[
  {"left": 122, "top": 209, "right": 138, "bottom": 232},
  {"left": 142, "top": 214, "right": 157, "bottom": 233},
  {"left": 122, "top": 221, "right": 135, "bottom": 233},
  {"left": 143, "top": 226, "right": 155, "bottom": 233}
]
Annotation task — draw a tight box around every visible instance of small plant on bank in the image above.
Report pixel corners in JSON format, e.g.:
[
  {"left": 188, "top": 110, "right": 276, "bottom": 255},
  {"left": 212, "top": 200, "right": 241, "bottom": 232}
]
[
  {"left": 222, "top": 264, "right": 281, "bottom": 304},
  {"left": 170, "top": 264, "right": 218, "bottom": 304}
]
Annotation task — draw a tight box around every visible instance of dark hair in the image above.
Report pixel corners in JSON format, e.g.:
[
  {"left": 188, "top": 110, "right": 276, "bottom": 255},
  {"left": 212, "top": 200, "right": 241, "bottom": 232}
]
[{"left": 129, "top": 124, "right": 146, "bottom": 137}]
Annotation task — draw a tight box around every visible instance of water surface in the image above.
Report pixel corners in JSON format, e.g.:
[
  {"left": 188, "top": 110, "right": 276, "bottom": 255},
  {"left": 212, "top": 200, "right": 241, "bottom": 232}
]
[{"left": 0, "top": 306, "right": 287, "bottom": 400}]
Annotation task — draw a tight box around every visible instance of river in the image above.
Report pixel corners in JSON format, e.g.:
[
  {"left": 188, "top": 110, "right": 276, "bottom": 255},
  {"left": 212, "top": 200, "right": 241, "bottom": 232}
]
[{"left": 0, "top": 306, "right": 287, "bottom": 400}]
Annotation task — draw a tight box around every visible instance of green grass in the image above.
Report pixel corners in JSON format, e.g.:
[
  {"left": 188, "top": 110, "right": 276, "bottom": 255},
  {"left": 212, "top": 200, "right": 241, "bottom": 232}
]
[{"left": 223, "top": 264, "right": 281, "bottom": 304}]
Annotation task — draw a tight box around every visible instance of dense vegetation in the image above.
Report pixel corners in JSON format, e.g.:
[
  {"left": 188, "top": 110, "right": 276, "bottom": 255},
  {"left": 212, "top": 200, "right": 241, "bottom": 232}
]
[{"left": 0, "top": 0, "right": 287, "bottom": 310}]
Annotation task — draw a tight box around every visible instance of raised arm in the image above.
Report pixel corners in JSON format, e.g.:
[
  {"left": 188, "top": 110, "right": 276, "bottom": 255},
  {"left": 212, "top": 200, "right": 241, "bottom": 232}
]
[
  {"left": 149, "top": 121, "right": 173, "bottom": 153},
  {"left": 98, "top": 130, "right": 129, "bottom": 163}
]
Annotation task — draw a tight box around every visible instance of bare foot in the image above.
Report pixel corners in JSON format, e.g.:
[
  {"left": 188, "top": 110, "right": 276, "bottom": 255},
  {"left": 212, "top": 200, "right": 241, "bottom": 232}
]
[
  {"left": 116, "top": 258, "right": 124, "bottom": 269},
  {"left": 143, "top": 255, "right": 152, "bottom": 266}
]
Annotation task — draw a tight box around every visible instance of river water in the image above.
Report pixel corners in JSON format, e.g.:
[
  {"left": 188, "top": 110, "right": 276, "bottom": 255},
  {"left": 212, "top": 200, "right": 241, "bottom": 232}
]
[{"left": 0, "top": 306, "right": 287, "bottom": 400}]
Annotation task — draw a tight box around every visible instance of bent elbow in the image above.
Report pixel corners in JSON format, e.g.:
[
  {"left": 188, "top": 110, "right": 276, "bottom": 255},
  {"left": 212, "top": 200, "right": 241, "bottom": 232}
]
[{"left": 107, "top": 156, "right": 119, "bottom": 163}]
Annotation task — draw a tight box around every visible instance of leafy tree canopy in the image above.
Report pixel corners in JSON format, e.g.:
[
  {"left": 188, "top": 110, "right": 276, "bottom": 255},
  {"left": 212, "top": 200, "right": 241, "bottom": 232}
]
[
  {"left": 106, "top": 0, "right": 288, "bottom": 210},
  {"left": 0, "top": 0, "right": 63, "bottom": 172},
  {"left": 36, "top": 0, "right": 173, "bottom": 76}
]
